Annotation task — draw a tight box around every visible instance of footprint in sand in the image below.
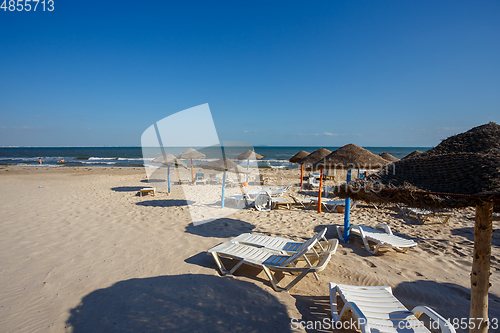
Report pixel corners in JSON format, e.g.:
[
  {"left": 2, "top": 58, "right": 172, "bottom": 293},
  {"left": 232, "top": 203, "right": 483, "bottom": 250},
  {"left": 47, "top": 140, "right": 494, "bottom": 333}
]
[{"left": 364, "top": 260, "right": 377, "bottom": 268}]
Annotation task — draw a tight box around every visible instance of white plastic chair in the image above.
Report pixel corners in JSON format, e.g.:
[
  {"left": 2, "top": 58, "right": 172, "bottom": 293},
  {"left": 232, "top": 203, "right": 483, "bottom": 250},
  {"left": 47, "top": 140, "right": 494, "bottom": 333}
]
[{"left": 330, "top": 283, "right": 456, "bottom": 333}]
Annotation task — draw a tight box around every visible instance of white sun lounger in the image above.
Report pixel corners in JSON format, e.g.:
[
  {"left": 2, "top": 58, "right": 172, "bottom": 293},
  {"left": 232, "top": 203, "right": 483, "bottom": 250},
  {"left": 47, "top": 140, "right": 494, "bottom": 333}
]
[
  {"left": 289, "top": 195, "right": 315, "bottom": 208},
  {"left": 337, "top": 224, "right": 417, "bottom": 255},
  {"left": 399, "top": 205, "right": 453, "bottom": 224},
  {"left": 254, "top": 191, "right": 293, "bottom": 210},
  {"left": 230, "top": 227, "right": 338, "bottom": 255},
  {"left": 208, "top": 235, "right": 333, "bottom": 292},
  {"left": 329, "top": 283, "right": 456, "bottom": 333}
]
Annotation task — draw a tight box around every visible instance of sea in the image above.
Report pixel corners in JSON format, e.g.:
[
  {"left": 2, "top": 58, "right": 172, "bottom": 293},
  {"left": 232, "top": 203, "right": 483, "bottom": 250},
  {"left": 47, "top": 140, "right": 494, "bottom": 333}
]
[{"left": 0, "top": 146, "right": 431, "bottom": 168}]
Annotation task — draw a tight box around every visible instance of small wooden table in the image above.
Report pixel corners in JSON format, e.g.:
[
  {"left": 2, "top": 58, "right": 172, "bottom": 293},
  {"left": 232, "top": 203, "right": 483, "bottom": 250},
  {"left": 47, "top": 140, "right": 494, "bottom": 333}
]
[{"left": 140, "top": 188, "right": 156, "bottom": 197}]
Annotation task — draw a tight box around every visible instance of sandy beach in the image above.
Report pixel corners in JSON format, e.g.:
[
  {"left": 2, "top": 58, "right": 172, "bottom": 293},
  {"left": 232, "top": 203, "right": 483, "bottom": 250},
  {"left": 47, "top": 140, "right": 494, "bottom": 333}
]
[{"left": 0, "top": 165, "right": 499, "bottom": 333}]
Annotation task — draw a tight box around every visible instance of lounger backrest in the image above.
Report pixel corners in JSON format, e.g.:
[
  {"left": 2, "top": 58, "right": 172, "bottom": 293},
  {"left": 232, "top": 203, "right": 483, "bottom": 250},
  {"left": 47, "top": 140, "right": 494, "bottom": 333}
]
[
  {"left": 254, "top": 191, "right": 271, "bottom": 211},
  {"left": 294, "top": 228, "right": 327, "bottom": 253},
  {"left": 281, "top": 234, "right": 319, "bottom": 266}
]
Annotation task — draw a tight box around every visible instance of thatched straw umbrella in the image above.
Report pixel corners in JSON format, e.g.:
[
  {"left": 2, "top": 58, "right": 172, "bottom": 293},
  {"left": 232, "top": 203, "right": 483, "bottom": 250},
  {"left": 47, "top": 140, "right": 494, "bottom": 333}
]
[
  {"left": 334, "top": 122, "right": 500, "bottom": 333},
  {"left": 314, "top": 144, "right": 389, "bottom": 170},
  {"left": 152, "top": 153, "right": 187, "bottom": 193},
  {"left": 289, "top": 150, "right": 310, "bottom": 187},
  {"left": 198, "top": 158, "right": 250, "bottom": 208},
  {"left": 235, "top": 150, "right": 264, "bottom": 183},
  {"left": 312, "top": 144, "right": 389, "bottom": 213},
  {"left": 401, "top": 150, "right": 422, "bottom": 160},
  {"left": 379, "top": 152, "right": 399, "bottom": 162},
  {"left": 296, "top": 148, "right": 331, "bottom": 168},
  {"left": 178, "top": 148, "right": 206, "bottom": 184}
]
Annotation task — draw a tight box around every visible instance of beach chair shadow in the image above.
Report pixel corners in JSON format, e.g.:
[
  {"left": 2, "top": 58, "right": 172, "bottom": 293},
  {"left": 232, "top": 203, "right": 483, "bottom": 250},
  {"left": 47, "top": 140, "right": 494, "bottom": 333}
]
[
  {"left": 136, "top": 199, "right": 194, "bottom": 207},
  {"left": 66, "top": 274, "right": 293, "bottom": 333},
  {"left": 185, "top": 218, "right": 255, "bottom": 238},
  {"left": 111, "top": 186, "right": 144, "bottom": 192},
  {"left": 393, "top": 280, "right": 500, "bottom": 328},
  {"left": 291, "top": 295, "right": 332, "bottom": 333},
  {"left": 140, "top": 178, "right": 165, "bottom": 183}
]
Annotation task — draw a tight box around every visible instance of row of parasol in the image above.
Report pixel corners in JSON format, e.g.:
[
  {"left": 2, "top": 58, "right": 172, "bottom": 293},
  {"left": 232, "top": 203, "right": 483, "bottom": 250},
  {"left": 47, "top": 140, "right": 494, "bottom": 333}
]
[
  {"left": 289, "top": 123, "right": 499, "bottom": 332},
  {"left": 151, "top": 148, "right": 263, "bottom": 207}
]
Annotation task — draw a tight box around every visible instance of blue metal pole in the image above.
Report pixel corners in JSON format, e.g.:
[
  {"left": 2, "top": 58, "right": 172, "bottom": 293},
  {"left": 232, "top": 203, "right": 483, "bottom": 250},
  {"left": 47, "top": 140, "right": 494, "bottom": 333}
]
[
  {"left": 167, "top": 164, "right": 171, "bottom": 193},
  {"left": 343, "top": 169, "right": 352, "bottom": 243},
  {"left": 221, "top": 170, "right": 226, "bottom": 208},
  {"left": 246, "top": 159, "right": 249, "bottom": 182}
]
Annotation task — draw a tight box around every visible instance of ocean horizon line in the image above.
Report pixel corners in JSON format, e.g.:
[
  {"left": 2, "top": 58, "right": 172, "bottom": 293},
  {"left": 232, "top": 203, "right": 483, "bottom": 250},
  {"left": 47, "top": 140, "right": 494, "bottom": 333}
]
[{"left": 0, "top": 145, "right": 433, "bottom": 148}]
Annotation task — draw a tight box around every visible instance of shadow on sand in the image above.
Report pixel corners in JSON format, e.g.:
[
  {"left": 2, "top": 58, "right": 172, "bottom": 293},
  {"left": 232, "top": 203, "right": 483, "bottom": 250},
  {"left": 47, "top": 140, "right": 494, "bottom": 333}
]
[
  {"left": 66, "top": 274, "right": 292, "bottom": 333},
  {"left": 293, "top": 280, "right": 500, "bottom": 333},
  {"left": 185, "top": 218, "right": 255, "bottom": 238},
  {"left": 111, "top": 186, "right": 145, "bottom": 192},
  {"left": 136, "top": 199, "right": 194, "bottom": 207}
]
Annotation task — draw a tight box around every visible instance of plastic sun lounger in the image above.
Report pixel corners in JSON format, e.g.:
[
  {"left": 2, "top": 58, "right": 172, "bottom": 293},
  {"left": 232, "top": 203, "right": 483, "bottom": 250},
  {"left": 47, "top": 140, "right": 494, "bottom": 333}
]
[
  {"left": 230, "top": 227, "right": 339, "bottom": 255},
  {"left": 208, "top": 234, "right": 333, "bottom": 292},
  {"left": 337, "top": 224, "right": 417, "bottom": 255},
  {"left": 254, "top": 191, "right": 293, "bottom": 210},
  {"left": 225, "top": 194, "right": 249, "bottom": 208},
  {"left": 289, "top": 195, "right": 315, "bottom": 208},
  {"left": 399, "top": 205, "right": 453, "bottom": 224},
  {"left": 329, "top": 283, "right": 456, "bottom": 333},
  {"left": 321, "top": 200, "right": 346, "bottom": 212}
]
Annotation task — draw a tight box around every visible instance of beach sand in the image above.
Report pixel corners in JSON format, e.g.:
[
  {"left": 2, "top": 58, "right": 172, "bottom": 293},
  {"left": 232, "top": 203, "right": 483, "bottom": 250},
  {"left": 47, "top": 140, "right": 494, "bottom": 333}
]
[{"left": 0, "top": 165, "right": 499, "bottom": 332}]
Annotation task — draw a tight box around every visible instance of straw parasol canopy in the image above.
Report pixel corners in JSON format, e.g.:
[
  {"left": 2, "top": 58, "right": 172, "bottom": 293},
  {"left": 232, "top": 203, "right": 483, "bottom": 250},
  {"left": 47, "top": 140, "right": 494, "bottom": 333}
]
[
  {"left": 152, "top": 153, "right": 188, "bottom": 193},
  {"left": 296, "top": 148, "right": 331, "bottom": 166},
  {"left": 401, "top": 150, "right": 422, "bottom": 160},
  {"left": 424, "top": 122, "right": 500, "bottom": 156},
  {"left": 178, "top": 148, "right": 206, "bottom": 160},
  {"left": 379, "top": 152, "right": 399, "bottom": 162},
  {"left": 198, "top": 158, "right": 250, "bottom": 174},
  {"left": 152, "top": 153, "right": 187, "bottom": 168},
  {"left": 313, "top": 144, "right": 388, "bottom": 170},
  {"left": 178, "top": 148, "right": 206, "bottom": 183},
  {"left": 335, "top": 123, "right": 500, "bottom": 332},
  {"left": 234, "top": 150, "right": 264, "bottom": 160},
  {"left": 289, "top": 150, "right": 310, "bottom": 163}
]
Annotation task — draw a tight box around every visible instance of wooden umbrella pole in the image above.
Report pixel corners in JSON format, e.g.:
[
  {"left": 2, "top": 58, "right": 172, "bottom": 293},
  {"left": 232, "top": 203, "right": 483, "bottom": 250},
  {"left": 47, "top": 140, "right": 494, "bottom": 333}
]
[
  {"left": 191, "top": 159, "right": 194, "bottom": 183},
  {"left": 317, "top": 168, "right": 323, "bottom": 213},
  {"left": 300, "top": 164, "right": 303, "bottom": 187},
  {"left": 470, "top": 200, "right": 493, "bottom": 333}
]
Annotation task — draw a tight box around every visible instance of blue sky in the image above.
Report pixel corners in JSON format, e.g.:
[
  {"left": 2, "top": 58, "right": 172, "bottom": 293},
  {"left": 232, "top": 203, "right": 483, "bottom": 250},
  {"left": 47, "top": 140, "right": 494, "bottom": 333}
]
[{"left": 0, "top": 1, "right": 499, "bottom": 147}]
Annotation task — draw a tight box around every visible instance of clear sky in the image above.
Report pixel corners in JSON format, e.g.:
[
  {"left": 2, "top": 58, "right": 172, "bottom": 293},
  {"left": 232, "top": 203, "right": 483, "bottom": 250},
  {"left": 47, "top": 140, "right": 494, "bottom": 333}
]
[{"left": 1, "top": 1, "right": 499, "bottom": 147}]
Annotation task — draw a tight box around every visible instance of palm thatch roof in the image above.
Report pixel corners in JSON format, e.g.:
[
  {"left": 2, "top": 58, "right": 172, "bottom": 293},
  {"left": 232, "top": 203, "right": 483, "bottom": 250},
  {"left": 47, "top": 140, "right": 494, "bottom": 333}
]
[
  {"left": 335, "top": 123, "right": 500, "bottom": 210},
  {"left": 198, "top": 158, "right": 250, "bottom": 174},
  {"left": 296, "top": 148, "right": 331, "bottom": 165},
  {"left": 379, "top": 152, "right": 399, "bottom": 162},
  {"left": 425, "top": 122, "right": 500, "bottom": 156},
  {"left": 152, "top": 153, "right": 188, "bottom": 168},
  {"left": 401, "top": 150, "right": 423, "bottom": 160},
  {"left": 178, "top": 148, "right": 206, "bottom": 160},
  {"left": 313, "top": 144, "right": 389, "bottom": 170},
  {"left": 289, "top": 150, "right": 310, "bottom": 163},
  {"left": 234, "top": 150, "right": 264, "bottom": 160}
]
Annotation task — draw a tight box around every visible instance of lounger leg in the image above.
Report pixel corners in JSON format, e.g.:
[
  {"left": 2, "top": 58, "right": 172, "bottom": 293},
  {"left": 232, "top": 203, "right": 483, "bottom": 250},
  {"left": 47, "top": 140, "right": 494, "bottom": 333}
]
[
  {"left": 211, "top": 253, "right": 229, "bottom": 275},
  {"left": 262, "top": 266, "right": 312, "bottom": 292},
  {"left": 412, "top": 306, "right": 456, "bottom": 333},
  {"left": 210, "top": 253, "right": 245, "bottom": 276},
  {"left": 357, "top": 227, "right": 377, "bottom": 255}
]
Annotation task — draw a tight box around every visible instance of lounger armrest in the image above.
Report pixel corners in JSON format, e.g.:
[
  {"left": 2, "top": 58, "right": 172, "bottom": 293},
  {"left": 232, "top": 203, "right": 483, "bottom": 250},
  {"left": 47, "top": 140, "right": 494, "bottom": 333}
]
[
  {"left": 329, "top": 284, "right": 371, "bottom": 333},
  {"left": 374, "top": 223, "right": 393, "bottom": 235},
  {"left": 412, "top": 306, "right": 456, "bottom": 333}
]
